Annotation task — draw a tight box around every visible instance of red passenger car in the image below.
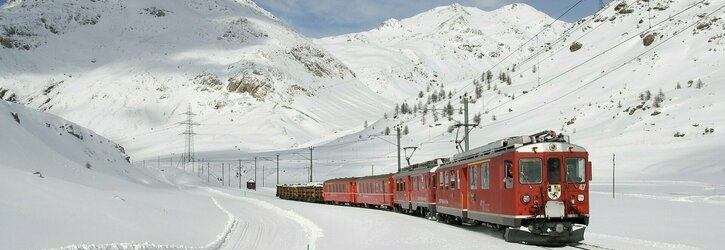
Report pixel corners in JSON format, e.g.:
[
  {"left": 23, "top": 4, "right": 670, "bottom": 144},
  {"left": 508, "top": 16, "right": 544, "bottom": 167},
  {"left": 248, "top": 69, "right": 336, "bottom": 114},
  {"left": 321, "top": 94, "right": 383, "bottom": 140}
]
[
  {"left": 393, "top": 159, "right": 445, "bottom": 217},
  {"left": 434, "top": 131, "right": 591, "bottom": 243},
  {"left": 354, "top": 174, "right": 394, "bottom": 208},
  {"left": 323, "top": 177, "right": 356, "bottom": 205}
]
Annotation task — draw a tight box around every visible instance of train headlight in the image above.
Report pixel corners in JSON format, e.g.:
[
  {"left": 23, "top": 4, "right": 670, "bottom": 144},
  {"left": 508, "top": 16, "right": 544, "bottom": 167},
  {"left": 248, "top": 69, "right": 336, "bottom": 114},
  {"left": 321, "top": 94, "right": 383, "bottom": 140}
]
[
  {"left": 522, "top": 194, "right": 531, "bottom": 204},
  {"left": 577, "top": 194, "right": 585, "bottom": 202}
]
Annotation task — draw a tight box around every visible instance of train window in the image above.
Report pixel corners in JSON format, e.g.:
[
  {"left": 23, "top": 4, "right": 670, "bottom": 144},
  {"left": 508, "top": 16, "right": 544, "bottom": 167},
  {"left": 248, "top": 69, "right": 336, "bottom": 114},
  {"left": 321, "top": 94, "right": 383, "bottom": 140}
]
[
  {"left": 519, "top": 158, "right": 543, "bottom": 184},
  {"left": 456, "top": 170, "right": 461, "bottom": 189},
  {"left": 444, "top": 171, "right": 449, "bottom": 188},
  {"left": 449, "top": 170, "right": 456, "bottom": 189},
  {"left": 547, "top": 158, "right": 562, "bottom": 184},
  {"left": 439, "top": 173, "right": 444, "bottom": 188},
  {"left": 566, "top": 158, "right": 586, "bottom": 183},
  {"left": 482, "top": 163, "right": 490, "bottom": 189}
]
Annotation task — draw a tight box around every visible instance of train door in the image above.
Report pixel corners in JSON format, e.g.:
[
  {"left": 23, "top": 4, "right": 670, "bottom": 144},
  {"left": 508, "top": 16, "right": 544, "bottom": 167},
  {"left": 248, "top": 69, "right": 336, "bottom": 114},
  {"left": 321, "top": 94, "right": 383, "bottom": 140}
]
[
  {"left": 406, "top": 176, "right": 412, "bottom": 207},
  {"left": 350, "top": 181, "right": 357, "bottom": 204},
  {"left": 467, "top": 163, "right": 479, "bottom": 213},
  {"left": 500, "top": 159, "right": 515, "bottom": 215},
  {"left": 430, "top": 173, "right": 437, "bottom": 203},
  {"left": 460, "top": 167, "right": 469, "bottom": 211}
]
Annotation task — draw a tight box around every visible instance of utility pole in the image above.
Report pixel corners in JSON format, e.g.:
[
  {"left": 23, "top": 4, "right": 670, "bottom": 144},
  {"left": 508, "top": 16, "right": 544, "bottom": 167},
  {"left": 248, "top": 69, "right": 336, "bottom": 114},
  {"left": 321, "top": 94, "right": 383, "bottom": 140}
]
[
  {"left": 254, "top": 157, "right": 258, "bottom": 183},
  {"left": 396, "top": 124, "right": 401, "bottom": 172},
  {"left": 276, "top": 154, "right": 280, "bottom": 186},
  {"left": 238, "top": 160, "right": 242, "bottom": 189},
  {"left": 463, "top": 93, "right": 470, "bottom": 151},
  {"left": 222, "top": 163, "right": 225, "bottom": 186},
  {"left": 179, "top": 104, "right": 199, "bottom": 171},
  {"left": 309, "top": 147, "right": 313, "bottom": 182},
  {"left": 612, "top": 154, "right": 616, "bottom": 199},
  {"left": 207, "top": 162, "right": 210, "bottom": 183},
  {"left": 457, "top": 93, "right": 476, "bottom": 152},
  {"left": 228, "top": 164, "right": 231, "bottom": 187},
  {"left": 371, "top": 164, "right": 374, "bottom": 176}
]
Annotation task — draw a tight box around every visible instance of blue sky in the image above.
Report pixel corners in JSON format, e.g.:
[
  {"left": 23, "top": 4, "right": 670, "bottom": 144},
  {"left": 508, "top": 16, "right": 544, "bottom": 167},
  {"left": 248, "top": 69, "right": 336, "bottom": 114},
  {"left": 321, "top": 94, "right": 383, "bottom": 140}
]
[
  {"left": 0, "top": 0, "right": 611, "bottom": 38},
  {"left": 255, "top": 0, "right": 613, "bottom": 37}
]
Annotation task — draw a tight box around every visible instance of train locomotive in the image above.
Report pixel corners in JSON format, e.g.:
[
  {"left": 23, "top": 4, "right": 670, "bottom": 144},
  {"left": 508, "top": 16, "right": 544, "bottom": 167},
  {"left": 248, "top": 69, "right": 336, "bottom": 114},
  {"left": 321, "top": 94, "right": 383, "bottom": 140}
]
[{"left": 278, "top": 130, "right": 592, "bottom": 245}]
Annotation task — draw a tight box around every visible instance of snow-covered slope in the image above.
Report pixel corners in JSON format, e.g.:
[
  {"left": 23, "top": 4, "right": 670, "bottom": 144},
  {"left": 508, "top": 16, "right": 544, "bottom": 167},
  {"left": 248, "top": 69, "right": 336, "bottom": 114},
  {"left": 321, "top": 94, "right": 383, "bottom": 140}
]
[
  {"left": 258, "top": 0, "right": 725, "bottom": 185},
  {"left": 0, "top": 0, "right": 388, "bottom": 158},
  {"left": 316, "top": 3, "right": 568, "bottom": 101},
  {"left": 0, "top": 100, "right": 231, "bottom": 249}
]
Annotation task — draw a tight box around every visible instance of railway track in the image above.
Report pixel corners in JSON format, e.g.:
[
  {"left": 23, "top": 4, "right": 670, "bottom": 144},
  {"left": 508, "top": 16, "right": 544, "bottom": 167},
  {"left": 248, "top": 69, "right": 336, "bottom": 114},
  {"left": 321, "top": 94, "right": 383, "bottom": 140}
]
[{"left": 538, "top": 242, "right": 615, "bottom": 250}]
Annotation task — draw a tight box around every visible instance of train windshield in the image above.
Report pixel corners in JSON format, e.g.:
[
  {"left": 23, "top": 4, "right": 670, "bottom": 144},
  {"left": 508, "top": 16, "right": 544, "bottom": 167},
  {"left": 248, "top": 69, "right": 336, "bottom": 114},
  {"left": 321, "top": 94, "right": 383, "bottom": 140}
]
[
  {"left": 566, "top": 158, "right": 586, "bottom": 183},
  {"left": 547, "top": 158, "right": 561, "bottom": 184},
  {"left": 519, "top": 158, "right": 542, "bottom": 184}
]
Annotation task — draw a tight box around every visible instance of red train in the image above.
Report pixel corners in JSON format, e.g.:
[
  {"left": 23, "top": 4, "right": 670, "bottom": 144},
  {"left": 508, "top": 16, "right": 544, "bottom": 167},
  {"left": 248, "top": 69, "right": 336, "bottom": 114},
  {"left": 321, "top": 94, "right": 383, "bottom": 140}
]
[{"left": 317, "top": 130, "right": 591, "bottom": 245}]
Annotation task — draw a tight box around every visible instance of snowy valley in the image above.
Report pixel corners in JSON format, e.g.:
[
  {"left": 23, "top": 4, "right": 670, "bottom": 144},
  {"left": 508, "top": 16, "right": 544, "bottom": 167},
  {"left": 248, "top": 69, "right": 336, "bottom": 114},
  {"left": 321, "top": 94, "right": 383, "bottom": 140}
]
[{"left": 1, "top": 0, "right": 725, "bottom": 249}]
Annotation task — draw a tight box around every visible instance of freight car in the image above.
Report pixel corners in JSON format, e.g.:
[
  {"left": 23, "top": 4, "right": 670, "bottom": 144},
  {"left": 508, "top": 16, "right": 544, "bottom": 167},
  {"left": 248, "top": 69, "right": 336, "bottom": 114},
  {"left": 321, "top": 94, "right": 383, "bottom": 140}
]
[{"left": 276, "top": 183, "right": 323, "bottom": 203}]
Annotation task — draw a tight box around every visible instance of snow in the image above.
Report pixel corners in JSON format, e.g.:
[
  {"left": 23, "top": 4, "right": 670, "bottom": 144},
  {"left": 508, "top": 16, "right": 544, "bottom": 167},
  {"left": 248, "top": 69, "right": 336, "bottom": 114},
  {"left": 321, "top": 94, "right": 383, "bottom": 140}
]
[
  {"left": 0, "top": 0, "right": 390, "bottom": 158},
  {"left": 1, "top": 99, "right": 722, "bottom": 249},
  {"left": 1, "top": 0, "right": 725, "bottom": 249}
]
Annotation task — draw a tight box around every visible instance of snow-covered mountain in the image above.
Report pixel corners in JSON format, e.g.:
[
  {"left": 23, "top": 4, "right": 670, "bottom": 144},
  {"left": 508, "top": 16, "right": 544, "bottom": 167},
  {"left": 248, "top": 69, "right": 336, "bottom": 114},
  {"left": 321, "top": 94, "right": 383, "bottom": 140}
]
[
  {"left": 316, "top": 3, "right": 569, "bottom": 101},
  {"left": 0, "top": 0, "right": 388, "bottom": 158},
  {"left": 295, "top": 0, "right": 725, "bottom": 184}
]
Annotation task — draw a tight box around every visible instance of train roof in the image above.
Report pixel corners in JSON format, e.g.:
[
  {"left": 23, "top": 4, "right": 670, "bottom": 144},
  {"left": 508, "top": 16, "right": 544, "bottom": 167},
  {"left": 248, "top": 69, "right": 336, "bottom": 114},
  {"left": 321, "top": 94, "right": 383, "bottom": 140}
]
[
  {"left": 356, "top": 173, "right": 395, "bottom": 180},
  {"left": 441, "top": 130, "right": 586, "bottom": 169},
  {"left": 323, "top": 177, "right": 357, "bottom": 183},
  {"left": 393, "top": 158, "right": 446, "bottom": 177}
]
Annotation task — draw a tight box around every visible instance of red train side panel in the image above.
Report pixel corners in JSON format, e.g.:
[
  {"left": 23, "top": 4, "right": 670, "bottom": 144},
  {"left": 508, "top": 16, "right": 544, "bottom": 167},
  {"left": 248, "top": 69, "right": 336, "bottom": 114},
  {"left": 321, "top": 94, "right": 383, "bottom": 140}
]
[
  {"left": 354, "top": 174, "right": 394, "bottom": 208},
  {"left": 323, "top": 177, "right": 356, "bottom": 204}
]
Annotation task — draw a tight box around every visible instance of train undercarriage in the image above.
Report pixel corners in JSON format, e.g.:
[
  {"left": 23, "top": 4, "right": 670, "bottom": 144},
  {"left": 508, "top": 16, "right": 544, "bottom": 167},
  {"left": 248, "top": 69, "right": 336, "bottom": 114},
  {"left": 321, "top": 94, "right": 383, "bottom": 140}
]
[{"left": 504, "top": 221, "right": 586, "bottom": 245}]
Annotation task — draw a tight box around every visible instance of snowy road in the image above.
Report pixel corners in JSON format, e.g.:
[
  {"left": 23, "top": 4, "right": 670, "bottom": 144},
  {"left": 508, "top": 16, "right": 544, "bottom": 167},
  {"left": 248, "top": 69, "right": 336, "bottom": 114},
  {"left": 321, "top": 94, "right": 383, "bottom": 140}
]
[{"left": 197, "top": 182, "right": 716, "bottom": 250}]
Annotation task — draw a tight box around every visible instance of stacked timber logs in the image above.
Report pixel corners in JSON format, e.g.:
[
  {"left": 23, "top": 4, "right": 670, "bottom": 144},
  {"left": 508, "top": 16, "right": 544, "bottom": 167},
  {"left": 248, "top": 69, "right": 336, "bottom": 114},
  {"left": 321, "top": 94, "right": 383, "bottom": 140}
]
[{"left": 276, "top": 183, "right": 323, "bottom": 203}]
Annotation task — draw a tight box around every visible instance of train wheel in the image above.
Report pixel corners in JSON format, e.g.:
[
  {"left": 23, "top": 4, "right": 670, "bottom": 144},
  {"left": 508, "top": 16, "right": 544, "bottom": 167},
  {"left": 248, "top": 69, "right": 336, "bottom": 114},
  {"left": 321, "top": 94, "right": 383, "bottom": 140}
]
[{"left": 436, "top": 213, "right": 445, "bottom": 222}]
